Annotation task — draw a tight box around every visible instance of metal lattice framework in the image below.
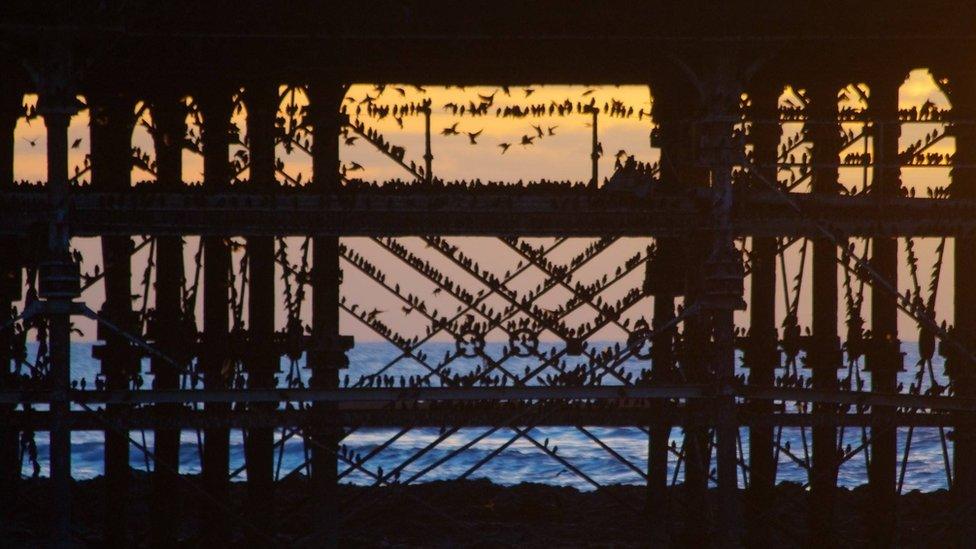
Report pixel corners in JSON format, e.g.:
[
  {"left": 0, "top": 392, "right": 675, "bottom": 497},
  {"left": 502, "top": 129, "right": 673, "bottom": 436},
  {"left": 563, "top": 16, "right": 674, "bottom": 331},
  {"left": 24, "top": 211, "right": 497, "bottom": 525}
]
[{"left": 6, "top": 3, "right": 976, "bottom": 547}]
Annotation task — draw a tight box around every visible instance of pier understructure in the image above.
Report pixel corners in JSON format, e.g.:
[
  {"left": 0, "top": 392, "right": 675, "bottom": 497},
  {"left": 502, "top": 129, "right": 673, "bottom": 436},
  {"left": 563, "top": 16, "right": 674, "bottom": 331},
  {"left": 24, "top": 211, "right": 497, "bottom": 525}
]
[{"left": 2, "top": 2, "right": 976, "bottom": 546}]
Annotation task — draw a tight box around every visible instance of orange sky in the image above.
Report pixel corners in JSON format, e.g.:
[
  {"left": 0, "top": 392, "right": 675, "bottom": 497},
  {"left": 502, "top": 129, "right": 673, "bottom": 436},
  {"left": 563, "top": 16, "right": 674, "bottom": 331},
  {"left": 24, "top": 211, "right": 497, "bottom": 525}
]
[{"left": 9, "top": 72, "right": 958, "bottom": 343}]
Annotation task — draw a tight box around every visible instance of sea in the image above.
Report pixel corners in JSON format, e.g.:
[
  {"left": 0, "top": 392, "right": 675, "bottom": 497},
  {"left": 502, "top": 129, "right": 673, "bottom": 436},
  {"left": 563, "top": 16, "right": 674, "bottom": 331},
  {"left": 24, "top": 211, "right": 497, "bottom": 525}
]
[{"left": 15, "top": 341, "right": 954, "bottom": 492}]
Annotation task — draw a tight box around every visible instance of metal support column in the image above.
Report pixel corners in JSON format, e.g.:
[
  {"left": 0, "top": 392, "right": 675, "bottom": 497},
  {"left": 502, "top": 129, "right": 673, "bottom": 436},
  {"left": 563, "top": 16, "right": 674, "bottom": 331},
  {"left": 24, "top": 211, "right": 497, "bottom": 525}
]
[
  {"left": 866, "top": 71, "right": 905, "bottom": 548},
  {"left": 653, "top": 80, "right": 712, "bottom": 547},
  {"left": 243, "top": 80, "right": 278, "bottom": 543},
  {"left": 309, "top": 81, "right": 349, "bottom": 548},
  {"left": 0, "top": 85, "right": 23, "bottom": 526},
  {"left": 744, "top": 80, "right": 781, "bottom": 547},
  {"left": 197, "top": 88, "right": 232, "bottom": 544},
  {"left": 38, "top": 85, "right": 80, "bottom": 548},
  {"left": 806, "top": 80, "right": 842, "bottom": 545},
  {"left": 148, "top": 92, "right": 186, "bottom": 547},
  {"left": 645, "top": 104, "right": 688, "bottom": 545},
  {"left": 590, "top": 107, "right": 599, "bottom": 186},
  {"left": 646, "top": 238, "right": 682, "bottom": 546},
  {"left": 699, "top": 66, "right": 746, "bottom": 546},
  {"left": 423, "top": 104, "right": 433, "bottom": 183},
  {"left": 944, "top": 69, "right": 976, "bottom": 545},
  {"left": 90, "top": 90, "right": 136, "bottom": 547}
]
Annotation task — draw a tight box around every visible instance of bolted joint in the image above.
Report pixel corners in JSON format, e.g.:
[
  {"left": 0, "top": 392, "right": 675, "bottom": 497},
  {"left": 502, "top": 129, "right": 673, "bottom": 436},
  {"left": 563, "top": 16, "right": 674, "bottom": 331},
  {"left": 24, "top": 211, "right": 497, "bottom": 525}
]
[
  {"left": 944, "top": 353, "right": 976, "bottom": 385},
  {"left": 862, "top": 336, "right": 905, "bottom": 373},
  {"left": 802, "top": 335, "right": 844, "bottom": 371},
  {"left": 0, "top": 260, "right": 23, "bottom": 300},
  {"left": 92, "top": 343, "right": 143, "bottom": 377},
  {"left": 643, "top": 241, "right": 686, "bottom": 297},
  {"left": 94, "top": 306, "right": 138, "bottom": 341},
  {"left": 308, "top": 334, "right": 354, "bottom": 370},
  {"left": 36, "top": 94, "right": 84, "bottom": 119},
  {"left": 740, "top": 327, "right": 782, "bottom": 370},
  {"left": 700, "top": 243, "right": 745, "bottom": 311},
  {"left": 696, "top": 121, "right": 739, "bottom": 168},
  {"left": 37, "top": 259, "right": 80, "bottom": 300}
]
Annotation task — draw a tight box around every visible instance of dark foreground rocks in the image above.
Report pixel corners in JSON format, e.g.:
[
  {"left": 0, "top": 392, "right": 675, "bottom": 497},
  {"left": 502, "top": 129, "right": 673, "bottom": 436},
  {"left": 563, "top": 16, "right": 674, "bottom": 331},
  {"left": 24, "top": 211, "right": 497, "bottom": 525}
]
[{"left": 0, "top": 473, "right": 959, "bottom": 547}]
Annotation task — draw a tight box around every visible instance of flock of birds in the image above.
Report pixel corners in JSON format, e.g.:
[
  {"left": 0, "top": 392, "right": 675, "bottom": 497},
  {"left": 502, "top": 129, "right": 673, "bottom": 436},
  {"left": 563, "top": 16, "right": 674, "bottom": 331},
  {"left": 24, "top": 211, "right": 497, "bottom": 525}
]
[
  {"left": 6, "top": 86, "right": 967, "bottom": 399},
  {"left": 339, "top": 84, "right": 650, "bottom": 182},
  {"left": 338, "top": 234, "right": 651, "bottom": 357},
  {"left": 6, "top": 88, "right": 969, "bottom": 493}
]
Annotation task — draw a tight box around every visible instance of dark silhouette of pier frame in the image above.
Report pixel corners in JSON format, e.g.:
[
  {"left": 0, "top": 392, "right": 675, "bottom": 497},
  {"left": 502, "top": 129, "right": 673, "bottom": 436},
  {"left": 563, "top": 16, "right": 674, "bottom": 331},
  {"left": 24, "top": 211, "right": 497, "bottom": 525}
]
[{"left": 2, "top": 1, "right": 976, "bottom": 547}]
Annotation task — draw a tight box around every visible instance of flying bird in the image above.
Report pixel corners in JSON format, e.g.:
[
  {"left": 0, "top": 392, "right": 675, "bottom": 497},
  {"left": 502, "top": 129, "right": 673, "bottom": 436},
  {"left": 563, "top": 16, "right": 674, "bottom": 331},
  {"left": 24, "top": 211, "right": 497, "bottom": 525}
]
[
  {"left": 441, "top": 122, "right": 460, "bottom": 136},
  {"left": 71, "top": 138, "right": 82, "bottom": 149},
  {"left": 466, "top": 130, "right": 483, "bottom": 145},
  {"left": 498, "top": 142, "right": 512, "bottom": 154}
]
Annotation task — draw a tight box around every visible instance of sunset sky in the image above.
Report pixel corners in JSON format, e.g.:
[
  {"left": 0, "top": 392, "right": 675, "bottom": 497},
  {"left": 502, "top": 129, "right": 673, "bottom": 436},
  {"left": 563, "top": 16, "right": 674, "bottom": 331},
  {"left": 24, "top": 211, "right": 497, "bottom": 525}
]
[{"left": 9, "top": 71, "right": 957, "bottom": 344}]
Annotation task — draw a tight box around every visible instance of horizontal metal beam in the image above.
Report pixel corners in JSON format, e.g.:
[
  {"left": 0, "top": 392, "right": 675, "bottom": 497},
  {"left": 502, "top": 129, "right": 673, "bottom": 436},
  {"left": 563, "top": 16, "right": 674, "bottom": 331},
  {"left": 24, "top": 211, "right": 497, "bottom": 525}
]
[
  {"left": 0, "top": 407, "right": 962, "bottom": 430},
  {"left": 1, "top": 384, "right": 709, "bottom": 404},
  {"left": 0, "top": 188, "right": 972, "bottom": 238},
  {"left": 2, "top": 384, "right": 973, "bottom": 412}
]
